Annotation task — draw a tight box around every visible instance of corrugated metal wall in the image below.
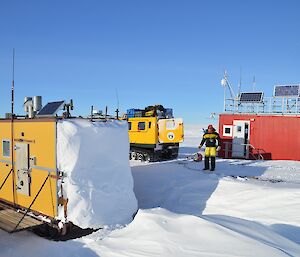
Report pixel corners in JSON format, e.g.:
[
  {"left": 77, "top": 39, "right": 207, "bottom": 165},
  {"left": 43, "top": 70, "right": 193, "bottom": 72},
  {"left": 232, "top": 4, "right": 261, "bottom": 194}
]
[{"left": 219, "top": 114, "right": 300, "bottom": 161}]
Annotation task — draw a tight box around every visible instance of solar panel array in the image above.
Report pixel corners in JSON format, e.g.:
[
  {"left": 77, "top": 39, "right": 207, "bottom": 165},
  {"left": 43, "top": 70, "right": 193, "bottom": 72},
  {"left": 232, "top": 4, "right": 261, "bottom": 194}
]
[
  {"left": 37, "top": 101, "right": 64, "bottom": 116},
  {"left": 239, "top": 92, "right": 263, "bottom": 102},
  {"left": 274, "top": 85, "right": 300, "bottom": 97}
]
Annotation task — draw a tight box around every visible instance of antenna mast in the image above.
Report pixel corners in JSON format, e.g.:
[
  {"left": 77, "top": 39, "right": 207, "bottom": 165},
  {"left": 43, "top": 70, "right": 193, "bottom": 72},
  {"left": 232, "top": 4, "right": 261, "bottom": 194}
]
[
  {"left": 11, "top": 48, "right": 15, "bottom": 116},
  {"left": 221, "top": 70, "right": 236, "bottom": 99},
  {"left": 252, "top": 76, "right": 256, "bottom": 92},
  {"left": 115, "top": 88, "right": 120, "bottom": 119},
  {"left": 221, "top": 70, "right": 237, "bottom": 112},
  {"left": 11, "top": 48, "right": 16, "bottom": 205},
  {"left": 238, "top": 67, "right": 242, "bottom": 96}
]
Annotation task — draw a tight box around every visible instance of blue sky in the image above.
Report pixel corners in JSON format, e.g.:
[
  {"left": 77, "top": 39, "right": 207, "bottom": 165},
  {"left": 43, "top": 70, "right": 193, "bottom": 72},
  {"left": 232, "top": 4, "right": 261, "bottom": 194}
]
[{"left": 1, "top": 0, "right": 300, "bottom": 124}]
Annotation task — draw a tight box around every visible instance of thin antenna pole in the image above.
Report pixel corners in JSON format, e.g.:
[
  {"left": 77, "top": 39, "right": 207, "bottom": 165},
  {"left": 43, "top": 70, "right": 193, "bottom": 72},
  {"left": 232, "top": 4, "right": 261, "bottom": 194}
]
[
  {"left": 115, "top": 88, "right": 119, "bottom": 119},
  {"left": 115, "top": 88, "right": 119, "bottom": 110},
  {"left": 11, "top": 48, "right": 16, "bottom": 205},
  {"left": 238, "top": 67, "right": 242, "bottom": 96},
  {"left": 223, "top": 70, "right": 236, "bottom": 99},
  {"left": 223, "top": 70, "right": 226, "bottom": 112},
  {"left": 224, "top": 85, "right": 226, "bottom": 112},
  {"left": 12, "top": 48, "right": 15, "bottom": 116},
  {"left": 253, "top": 76, "right": 256, "bottom": 92}
]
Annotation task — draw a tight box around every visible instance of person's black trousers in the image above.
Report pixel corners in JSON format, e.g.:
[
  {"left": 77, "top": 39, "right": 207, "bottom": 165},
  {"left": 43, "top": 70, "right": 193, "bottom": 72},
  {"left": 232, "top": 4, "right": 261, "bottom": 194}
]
[{"left": 204, "top": 156, "right": 216, "bottom": 171}]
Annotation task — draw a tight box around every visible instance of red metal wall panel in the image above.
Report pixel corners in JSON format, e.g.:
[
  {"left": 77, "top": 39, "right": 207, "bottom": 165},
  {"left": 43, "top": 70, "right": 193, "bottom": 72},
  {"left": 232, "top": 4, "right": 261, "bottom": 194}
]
[{"left": 219, "top": 114, "right": 300, "bottom": 161}]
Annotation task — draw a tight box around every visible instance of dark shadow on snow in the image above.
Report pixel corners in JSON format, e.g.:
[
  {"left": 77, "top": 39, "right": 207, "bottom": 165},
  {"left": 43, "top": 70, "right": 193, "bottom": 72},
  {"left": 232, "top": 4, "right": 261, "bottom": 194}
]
[
  {"left": 131, "top": 154, "right": 267, "bottom": 217},
  {"left": 130, "top": 148, "right": 300, "bottom": 253},
  {"left": 202, "top": 215, "right": 299, "bottom": 256},
  {"left": 271, "top": 223, "right": 300, "bottom": 244}
]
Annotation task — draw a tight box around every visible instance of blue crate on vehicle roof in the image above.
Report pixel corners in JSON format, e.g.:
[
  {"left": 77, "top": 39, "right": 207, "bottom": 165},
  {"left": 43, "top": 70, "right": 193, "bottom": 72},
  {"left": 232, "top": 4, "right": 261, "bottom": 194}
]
[
  {"left": 127, "top": 109, "right": 135, "bottom": 114},
  {"left": 165, "top": 108, "right": 173, "bottom": 118},
  {"left": 127, "top": 108, "right": 143, "bottom": 113}
]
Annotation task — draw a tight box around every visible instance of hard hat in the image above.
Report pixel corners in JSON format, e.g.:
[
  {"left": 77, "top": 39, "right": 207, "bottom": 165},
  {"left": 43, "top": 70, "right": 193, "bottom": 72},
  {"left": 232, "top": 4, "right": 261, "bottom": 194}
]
[{"left": 208, "top": 124, "right": 213, "bottom": 129}]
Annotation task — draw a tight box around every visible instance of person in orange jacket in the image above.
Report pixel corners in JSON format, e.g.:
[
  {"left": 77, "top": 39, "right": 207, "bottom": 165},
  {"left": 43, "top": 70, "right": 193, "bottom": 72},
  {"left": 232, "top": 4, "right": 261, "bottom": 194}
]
[{"left": 198, "top": 125, "right": 221, "bottom": 171}]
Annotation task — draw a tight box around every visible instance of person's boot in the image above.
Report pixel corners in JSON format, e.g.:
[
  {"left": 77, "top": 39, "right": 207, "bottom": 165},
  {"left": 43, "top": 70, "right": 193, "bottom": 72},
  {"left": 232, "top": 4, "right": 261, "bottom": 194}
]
[
  {"left": 203, "top": 157, "right": 209, "bottom": 170},
  {"left": 210, "top": 157, "right": 216, "bottom": 171}
]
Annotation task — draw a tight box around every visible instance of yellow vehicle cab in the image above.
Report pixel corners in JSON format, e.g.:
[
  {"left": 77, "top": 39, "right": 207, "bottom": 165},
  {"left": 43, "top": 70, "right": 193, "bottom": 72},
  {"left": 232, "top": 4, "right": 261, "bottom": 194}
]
[{"left": 127, "top": 105, "right": 184, "bottom": 161}]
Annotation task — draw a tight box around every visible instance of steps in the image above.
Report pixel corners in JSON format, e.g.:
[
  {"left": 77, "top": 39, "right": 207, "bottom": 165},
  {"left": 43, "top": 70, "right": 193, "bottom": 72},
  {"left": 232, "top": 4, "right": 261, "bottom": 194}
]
[{"left": 0, "top": 208, "right": 43, "bottom": 233}]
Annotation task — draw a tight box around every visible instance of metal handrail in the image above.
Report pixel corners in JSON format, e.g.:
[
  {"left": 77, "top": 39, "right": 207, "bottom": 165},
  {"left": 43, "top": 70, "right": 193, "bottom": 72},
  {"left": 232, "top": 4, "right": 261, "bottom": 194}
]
[
  {"left": 222, "top": 141, "right": 264, "bottom": 160},
  {"left": 225, "top": 96, "right": 300, "bottom": 114},
  {"left": 242, "top": 143, "right": 264, "bottom": 160}
]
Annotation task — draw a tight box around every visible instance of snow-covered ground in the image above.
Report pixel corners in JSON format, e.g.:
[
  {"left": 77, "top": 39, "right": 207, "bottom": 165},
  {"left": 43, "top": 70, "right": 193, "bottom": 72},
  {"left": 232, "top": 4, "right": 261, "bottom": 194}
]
[{"left": 1, "top": 124, "right": 300, "bottom": 257}]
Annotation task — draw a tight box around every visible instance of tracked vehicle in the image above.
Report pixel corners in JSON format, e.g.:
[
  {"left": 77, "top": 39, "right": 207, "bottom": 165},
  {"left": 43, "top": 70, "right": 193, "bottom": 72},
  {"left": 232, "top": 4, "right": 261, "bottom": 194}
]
[{"left": 128, "top": 105, "right": 184, "bottom": 161}]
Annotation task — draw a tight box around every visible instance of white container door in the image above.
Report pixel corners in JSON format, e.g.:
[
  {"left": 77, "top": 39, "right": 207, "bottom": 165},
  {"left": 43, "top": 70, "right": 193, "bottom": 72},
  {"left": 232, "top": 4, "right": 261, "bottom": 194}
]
[
  {"left": 15, "top": 142, "right": 30, "bottom": 196},
  {"left": 232, "top": 120, "right": 250, "bottom": 158}
]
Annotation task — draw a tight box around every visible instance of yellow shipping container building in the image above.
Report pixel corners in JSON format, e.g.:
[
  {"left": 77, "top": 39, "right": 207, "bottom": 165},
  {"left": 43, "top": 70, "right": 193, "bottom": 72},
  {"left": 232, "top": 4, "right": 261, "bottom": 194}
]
[{"left": 0, "top": 118, "right": 68, "bottom": 233}]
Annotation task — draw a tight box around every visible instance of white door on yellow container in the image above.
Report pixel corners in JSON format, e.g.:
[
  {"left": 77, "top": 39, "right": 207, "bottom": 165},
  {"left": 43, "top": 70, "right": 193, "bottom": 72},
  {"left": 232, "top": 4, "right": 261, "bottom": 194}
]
[
  {"left": 158, "top": 118, "right": 184, "bottom": 143},
  {"left": 15, "top": 143, "right": 31, "bottom": 196}
]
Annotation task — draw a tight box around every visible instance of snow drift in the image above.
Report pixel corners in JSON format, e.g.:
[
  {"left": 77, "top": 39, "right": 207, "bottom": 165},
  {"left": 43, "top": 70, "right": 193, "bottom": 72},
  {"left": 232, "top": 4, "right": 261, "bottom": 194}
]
[
  {"left": 93, "top": 208, "right": 300, "bottom": 257},
  {"left": 56, "top": 119, "right": 137, "bottom": 228}
]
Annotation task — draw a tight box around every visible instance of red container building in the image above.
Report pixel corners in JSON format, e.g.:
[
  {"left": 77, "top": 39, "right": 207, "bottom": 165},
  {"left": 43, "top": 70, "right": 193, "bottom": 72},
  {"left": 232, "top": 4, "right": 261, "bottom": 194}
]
[
  {"left": 218, "top": 113, "right": 300, "bottom": 160},
  {"left": 218, "top": 86, "right": 300, "bottom": 161}
]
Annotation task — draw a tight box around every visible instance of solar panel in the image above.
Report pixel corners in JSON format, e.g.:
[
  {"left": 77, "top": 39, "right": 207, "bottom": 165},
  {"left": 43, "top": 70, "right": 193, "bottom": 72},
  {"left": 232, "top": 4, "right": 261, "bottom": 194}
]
[
  {"left": 239, "top": 92, "right": 263, "bottom": 102},
  {"left": 274, "top": 85, "right": 300, "bottom": 97},
  {"left": 37, "top": 101, "right": 64, "bottom": 116}
]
